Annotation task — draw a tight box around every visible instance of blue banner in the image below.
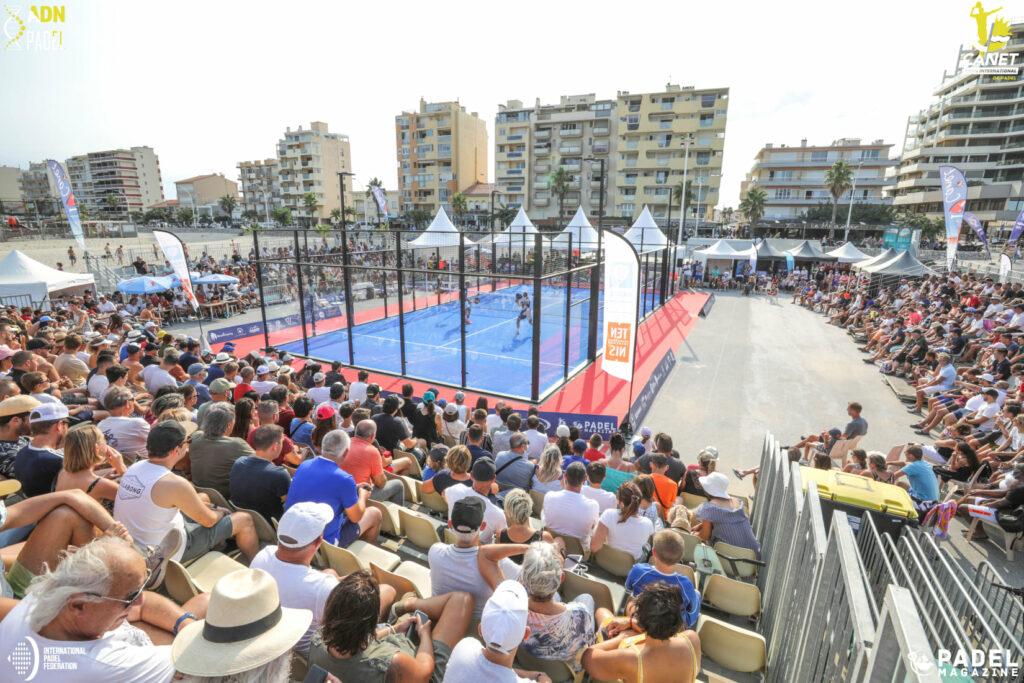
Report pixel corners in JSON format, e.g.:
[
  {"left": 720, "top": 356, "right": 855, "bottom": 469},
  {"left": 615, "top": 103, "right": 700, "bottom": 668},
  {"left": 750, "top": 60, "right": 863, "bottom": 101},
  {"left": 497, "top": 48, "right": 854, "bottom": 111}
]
[
  {"left": 785, "top": 253, "right": 795, "bottom": 272},
  {"left": 1001, "top": 209, "right": 1024, "bottom": 261},
  {"left": 963, "top": 211, "right": 989, "bottom": 255},
  {"left": 939, "top": 165, "right": 967, "bottom": 269},
  {"left": 46, "top": 159, "right": 85, "bottom": 252},
  {"left": 207, "top": 304, "right": 345, "bottom": 343},
  {"left": 628, "top": 349, "right": 677, "bottom": 429}
]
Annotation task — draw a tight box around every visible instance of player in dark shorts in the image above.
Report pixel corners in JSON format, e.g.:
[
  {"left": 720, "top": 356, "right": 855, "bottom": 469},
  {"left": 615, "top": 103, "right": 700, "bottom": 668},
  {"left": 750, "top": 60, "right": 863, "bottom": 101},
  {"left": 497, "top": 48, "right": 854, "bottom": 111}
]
[
  {"left": 464, "top": 294, "right": 480, "bottom": 325},
  {"left": 515, "top": 292, "right": 532, "bottom": 336}
]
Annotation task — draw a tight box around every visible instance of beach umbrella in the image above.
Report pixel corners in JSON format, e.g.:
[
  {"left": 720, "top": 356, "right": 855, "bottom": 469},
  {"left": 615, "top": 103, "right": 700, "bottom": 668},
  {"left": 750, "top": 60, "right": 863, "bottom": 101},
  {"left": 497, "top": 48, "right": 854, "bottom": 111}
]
[
  {"left": 193, "top": 273, "right": 240, "bottom": 285},
  {"left": 116, "top": 276, "right": 173, "bottom": 294}
]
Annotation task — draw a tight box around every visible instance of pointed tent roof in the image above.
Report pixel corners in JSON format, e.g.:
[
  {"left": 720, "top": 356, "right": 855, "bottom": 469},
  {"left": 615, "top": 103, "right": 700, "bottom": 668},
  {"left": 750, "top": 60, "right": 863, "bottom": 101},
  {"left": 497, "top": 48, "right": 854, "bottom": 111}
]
[
  {"left": 693, "top": 239, "right": 740, "bottom": 257},
  {"left": 407, "top": 207, "right": 461, "bottom": 247},
  {"left": 0, "top": 249, "right": 95, "bottom": 301},
  {"left": 862, "top": 250, "right": 936, "bottom": 277},
  {"left": 827, "top": 242, "right": 871, "bottom": 263},
  {"left": 786, "top": 240, "right": 837, "bottom": 261},
  {"left": 551, "top": 207, "right": 601, "bottom": 251},
  {"left": 852, "top": 248, "right": 897, "bottom": 271},
  {"left": 483, "top": 207, "right": 548, "bottom": 248},
  {"left": 623, "top": 206, "right": 668, "bottom": 250},
  {"left": 754, "top": 240, "right": 786, "bottom": 259}
]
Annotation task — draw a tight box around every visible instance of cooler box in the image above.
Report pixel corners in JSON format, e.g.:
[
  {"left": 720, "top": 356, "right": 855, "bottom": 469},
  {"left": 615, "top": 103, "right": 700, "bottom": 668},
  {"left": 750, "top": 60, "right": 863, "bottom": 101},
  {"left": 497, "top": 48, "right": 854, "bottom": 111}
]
[{"left": 799, "top": 466, "right": 919, "bottom": 537}]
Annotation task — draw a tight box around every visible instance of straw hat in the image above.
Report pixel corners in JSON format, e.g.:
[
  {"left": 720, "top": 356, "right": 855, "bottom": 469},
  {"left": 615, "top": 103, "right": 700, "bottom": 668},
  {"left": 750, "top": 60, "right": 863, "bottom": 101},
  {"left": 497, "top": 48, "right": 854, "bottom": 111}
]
[{"left": 171, "top": 569, "right": 311, "bottom": 676}]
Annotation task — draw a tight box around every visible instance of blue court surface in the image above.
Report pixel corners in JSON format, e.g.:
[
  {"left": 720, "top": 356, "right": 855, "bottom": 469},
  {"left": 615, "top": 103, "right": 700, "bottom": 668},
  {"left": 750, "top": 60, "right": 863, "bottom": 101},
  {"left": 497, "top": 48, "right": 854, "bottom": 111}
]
[{"left": 277, "top": 285, "right": 658, "bottom": 398}]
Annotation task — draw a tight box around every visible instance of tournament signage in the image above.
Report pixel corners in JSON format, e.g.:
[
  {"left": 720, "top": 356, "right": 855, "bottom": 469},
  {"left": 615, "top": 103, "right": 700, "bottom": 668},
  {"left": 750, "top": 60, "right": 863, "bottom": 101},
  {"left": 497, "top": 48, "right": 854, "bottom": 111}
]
[
  {"left": 939, "top": 165, "right": 967, "bottom": 270},
  {"left": 152, "top": 230, "right": 199, "bottom": 311},
  {"left": 963, "top": 211, "right": 989, "bottom": 255},
  {"left": 999, "top": 209, "right": 1024, "bottom": 282},
  {"left": 46, "top": 159, "right": 85, "bottom": 252},
  {"left": 601, "top": 229, "right": 639, "bottom": 382},
  {"left": 628, "top": 349, "right": 677, "bottom": 429}
]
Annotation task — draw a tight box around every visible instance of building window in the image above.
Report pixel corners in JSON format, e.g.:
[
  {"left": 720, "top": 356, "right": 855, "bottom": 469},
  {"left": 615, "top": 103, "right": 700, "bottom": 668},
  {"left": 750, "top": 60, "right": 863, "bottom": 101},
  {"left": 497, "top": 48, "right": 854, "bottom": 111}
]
[
  {"left": 701, "top": 94, "right": 716, "bottom": 108},
  {"left": 699, "top": 113, "right": 713, "bottom": 128},
  {"left": 811, "top": 151, "right": 828, "bottom": 162},
  {"left": 776, "top": 189, "right": 791, "bottom": 199}
]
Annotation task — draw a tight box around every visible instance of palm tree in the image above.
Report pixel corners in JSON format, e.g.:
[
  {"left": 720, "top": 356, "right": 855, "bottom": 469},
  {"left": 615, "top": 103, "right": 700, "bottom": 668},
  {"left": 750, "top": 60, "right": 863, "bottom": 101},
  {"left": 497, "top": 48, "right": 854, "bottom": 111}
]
[
  {"left": 365, "top": 177, "right": 384, "bottom": 225},
  {"left": 824, "top": 160, "right": 854, "bottom": 238},
  {"left": 722, "top": 207, "right": 735, "bottom": 229},
  {"left": 406, "top": 207, "right": 432, "bottom": 229},
  {"left": 242, "top": 209, "right": 259, "bottom": 223},
  {"left": 494, "top": 206, "right": 517, "bottom": 229},
  {"left": 451, "top": 192, "right": 468, "bottom": 227},
  {"left": 330, "top": 208, "right": 342, "bottom": 225},
  {"left": 549, "top": 168, "right": 571, "bottom": 222},
  {"left": 271, "top": 207, "right": 292, "bottom": 227},
  {"left": 217, "top": 195, "right": 237, "bottom": 224},
  {"left": 739, "top": 188, "right": 767, "bottom": 238},
  {"left": 344, "top": 206, "right": 357, "bottom": 222},
  {"left": 302, "top": 192, "right": 319, "bottom": 229}
]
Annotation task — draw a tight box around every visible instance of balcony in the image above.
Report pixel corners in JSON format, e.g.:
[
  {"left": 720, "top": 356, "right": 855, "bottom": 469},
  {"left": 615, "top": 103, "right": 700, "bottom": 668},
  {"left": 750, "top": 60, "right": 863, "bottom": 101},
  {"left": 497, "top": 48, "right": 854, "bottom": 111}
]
[
  {"left": 591, "top": 179, "right": 602, "bottom": 189},
  {"left": 567, "top": 181, "right": 580, "bottom": 190},
  {"left": 559, "top": 144, "right": 582, "bottom": 155},
  {"left": 535, "top": 163, "right": 550, "bottom": 173},
  {"left": 534, "top": 129, "right": 551, "bottom": 140},
  {"left": 535, "top": 145, "right": 551, "bottom": 156},
  {"left": 593, "top": 126, "right": 610, "bottom": 136},
  {"left": 561, "top": 162, "right": 582, "bottom": 173},
  {"left": 593, "top": 144, "right": 610, "bottom": 155},
  {"left": 560, "top": 128, "right": 582, "bottom": 138},
  {"left": 534, "top": 180, "right": 550, "bottom": 190},
  {"left": 534, "top": 197, "right": 550, "bottom": 207}
]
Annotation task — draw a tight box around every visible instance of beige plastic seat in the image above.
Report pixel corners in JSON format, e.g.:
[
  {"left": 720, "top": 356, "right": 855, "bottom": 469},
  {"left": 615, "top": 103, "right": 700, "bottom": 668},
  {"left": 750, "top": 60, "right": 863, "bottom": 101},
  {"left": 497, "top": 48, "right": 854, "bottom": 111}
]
[
  {"left": 366, "top": 498, "right": 401, "bottom": 536},
  {"left": 515, "top": 647, "right": 582, "bottom": 683},
  {"left": 530, "top": 490, "right": 546, "bottom": 518},
  {"left": 398, "top": 508, "right": 443, "bottom": 549},
  {"left": 371, "top": 560, "right": 433, "bottom": 598},
  {"left": 393, "top": 450, "right": 423, "bottom": 479},
  {"left": 702, "top": 573, "right": 762, "bottom": 621},
  {"left": 230, "top": 504, "right": 279, "bottom": 545},
  {"left": 166, "top": 552, "right": 246, "bottom": 604},
  {"left": 544, "top": 528, "right": 588, "bottom": 560},
  {"left": 592, "top": 545, "right": 636, "bottom": 578},
  {"left": 384, "top": 471, "right": 419, "bottom": 503},
  {"left": 674, "top": 563, "right": 697, "bottom": 586},
  {"left": 320, "top": 539, "right": 401, "bottom": 575},
  {"left": 672, "top": 530, "right": 702, "bottom": 564},
  {"left": 680, "top": 491, "right": 708, "bottom": 510},
  {"left": 713, "top": 541, "right": 759, "bottom": 581},
  {"left": 415, "top": 480, "right": 449, "bottom": 516},
  {"left": 696, "top": 614, "right": 767, "bottom": 675},
  {"left": 561, "top": 569, "right": 626, "bottom": 615},
  {"left": 194, "top": 485, "right": 231, "bottom": 509}
]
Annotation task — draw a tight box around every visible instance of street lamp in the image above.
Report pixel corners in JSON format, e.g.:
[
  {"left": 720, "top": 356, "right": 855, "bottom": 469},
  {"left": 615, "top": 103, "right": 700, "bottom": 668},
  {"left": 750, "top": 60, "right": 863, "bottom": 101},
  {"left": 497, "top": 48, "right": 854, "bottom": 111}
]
[{"left": 678, "top": 133, "right": 694, "bottom": 244}]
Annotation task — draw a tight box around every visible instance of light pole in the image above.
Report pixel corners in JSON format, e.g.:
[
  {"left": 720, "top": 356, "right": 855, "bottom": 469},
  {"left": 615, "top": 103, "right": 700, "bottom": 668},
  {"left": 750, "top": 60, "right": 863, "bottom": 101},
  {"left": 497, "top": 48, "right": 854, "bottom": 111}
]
[
  {"left": 584, "top": 156, "right": 605, "bottom": 362},
  {"left": 843, "top": 160, "right": 864, "bottom": 244},
  {"left": 337, "top": 171, "right": 356, "bottom": 365},
  {"left": 678, "top": 133, "right": 693, "bottom": 244}
]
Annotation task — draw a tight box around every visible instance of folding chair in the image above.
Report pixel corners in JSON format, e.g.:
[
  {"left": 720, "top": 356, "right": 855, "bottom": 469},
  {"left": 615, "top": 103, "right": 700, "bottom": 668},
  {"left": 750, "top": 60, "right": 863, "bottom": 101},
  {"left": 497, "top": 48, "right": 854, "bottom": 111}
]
[
  {"left": 371, "top": 560, "right": 433, "bottom": 598},
  {"left": 414, "top": 480, "right": 449, "bottom": 516},
  {"left": 592, "top": 545, "right": 636, "bottom": 579},
  {"left": 230, "top": 504, "right": 279, "bottom": 545},
  {"left": 713, "top": 541, "right": 763, "bottom": 581},
  {"left": 398, "top": 508, "right": 443, "bottom": 549},
  {"left": 702, "top": 573, "right": 762, "bottom": 625},
  {"left": 320, "top": 539, "right": 401, "bottom": 575},
  {"left": 561, "top": 569, "right": 626, "bottom": 615},
  {"left": 942, "top": 466, "right": 984, "bottom": 502},
  {"left": 696, "top": 614, "right": 767, "bottom": 676},
  {"left": 194, "top": 485, "right": 231, "bottom": 509},
  {"left": 514, "top": 648, "right": 582, "bottom": 683},
  {"left": 827, "top": 438, "right": 853, "bottom": 469}
]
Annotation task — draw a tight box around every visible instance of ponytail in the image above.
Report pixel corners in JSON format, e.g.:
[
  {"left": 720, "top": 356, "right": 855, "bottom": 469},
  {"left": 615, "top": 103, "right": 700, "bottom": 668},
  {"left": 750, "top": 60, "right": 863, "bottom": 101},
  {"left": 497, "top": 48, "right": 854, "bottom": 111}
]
[{"left": 618, "top": 481, "right": 642, "bottom": 524}]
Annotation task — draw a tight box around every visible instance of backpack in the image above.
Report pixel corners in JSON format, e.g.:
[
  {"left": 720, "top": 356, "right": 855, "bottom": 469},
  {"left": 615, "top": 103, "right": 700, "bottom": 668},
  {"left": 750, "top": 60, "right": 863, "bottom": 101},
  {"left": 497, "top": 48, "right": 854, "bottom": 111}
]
[{"left": 996, "top": 505, "right": 1024, "bottom": 533}]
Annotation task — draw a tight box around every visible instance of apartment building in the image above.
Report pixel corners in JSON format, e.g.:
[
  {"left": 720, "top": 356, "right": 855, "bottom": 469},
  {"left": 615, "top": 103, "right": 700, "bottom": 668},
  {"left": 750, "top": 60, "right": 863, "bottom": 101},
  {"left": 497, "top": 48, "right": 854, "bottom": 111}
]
[
  {"left": 0, "top": 166, "right": 21, "bottom": 206},
  {"left": 892, "top": 21, "right": 1024, "bottom": 226},
  {"left": 277, "top": 121, "right": 353, "bottom": 223},
  {"left": 616, "top": 84, "right": 729, "bottom": 225},
  {"left": 64, "top": 146, "right": 163, "bottom": 215},
  {"left": 175, "top": 173, "right": 239, "bottom": 211},
  {"left": 18, "top": 162, "right": 59, "bottom": 204},
  {"left": 494, "top": 94, "right": 616, "bottom": 221},
  {"left": 395, "top": 99, "right": 488, "bottom": 216},
  {"left": 350, "top": 187, "right": 399, "bottom": 224},
  {"left": 237, "top": 159, "right": 280, "bottom": 223},
  {"left": 742, "top": 139, "right": 896, "bottom": 220}
]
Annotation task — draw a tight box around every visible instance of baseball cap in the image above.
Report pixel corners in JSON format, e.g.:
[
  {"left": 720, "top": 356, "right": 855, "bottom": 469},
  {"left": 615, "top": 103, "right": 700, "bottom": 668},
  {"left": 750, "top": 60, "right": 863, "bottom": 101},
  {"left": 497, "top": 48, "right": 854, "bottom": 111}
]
[
  {"left": 383, "top": 395, "right": 403, "bottom": 414},
  {"left": 572, "top": 438, "right": 587, "bottom": 453},
  {"left": 471, "top": 457, "right": 496, "bottom": 482},
  {"left": 315, "top": 405, "right": 336, "bottom": 420},
  {"left": 436, "top": 398, "right": 447, "bottom": 408},
  {"left": 209, "top": 377, "right": 234, "bottom": 394},
  {"left": 366, "top": 383, "right": 380, "bottom": 397},
  {"left": 125, "top": 343, "right": 141, "bottom": 355},
  {"left": 639, "top": 426, "right": 652, "bottom": 438},
  {"left": 444, "top": 403, "right": 458, "bottom": 416},
  {"left": 555, "top": 424, "right": 570, "bottom": 438},
  {"left": 450, "top": 497, "right": 485, "bottom": 533},
  {"left": 147, "top": 419, "right": 188, "bottom": 455},
  {"left": 454, "top": 391, "right": 466, "bottom": 402},
  {"left": 222, "top": 342, "right": 236, "bottom": 350},
  {"left": 25, "top": 339, "right": 51, "bottom": 351},
  {"left": 980, "top": 373, "right": 995, "bottom": 382},
  {"left": 827, "top": 428, "right": 842, "bottom": 439},
  {"left": 702, "top": 445, "right": 719, "bottom": 458},
  {"left": 632, "top": 441, "right": 646, "bottom": 457},
  {"left": 144, "top": 321, "right": 157, "bottom": 329},
  {"left": 422, "top": 391, "right": 435, "bottom": 403},
  {"left": 0, "top": 345, "right": 14, "bottom": 362},
  {"left": 313, "top": 371, "right": 325, "bottom": 382},
  {"left": 480, "top": 580, "right": 529, "bottom": 655},
  {"left": 989, "top": 342, "right": 1007, "bottom": 350},
  {"left": 277, "top": 502, "right": 334, "bottom": 548},
  {"left": 37, "top": 315, "right": 54, "bottom": 323},
  {"left": 429, "top": 444, "right": 449, "bottom": 461},
  {"left": 29, "top": 403, "right": 69, "bottom": 423},
  {"left": 0, "top": 395, "right": 41, "bottom": 418},
  {"left": 187, "top": 363, "right": 207, "bottom": 376},
  {"left": 256, "top": 365, "right": 271, "bottom": 375}
]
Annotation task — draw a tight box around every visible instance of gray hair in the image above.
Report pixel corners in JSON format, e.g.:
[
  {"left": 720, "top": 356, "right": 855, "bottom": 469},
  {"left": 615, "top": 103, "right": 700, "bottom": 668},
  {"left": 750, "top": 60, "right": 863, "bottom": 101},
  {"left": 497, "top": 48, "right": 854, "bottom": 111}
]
[
  {"left": 321, "top": 429, "right": 351, "bottom": 460},
  {"left": 202, "top": 401, "right": 235, "bottom": 437},
  {"left": 509, "top": 433, "right": 528, "bottom": 450},
  {"left": 25, "top": 536, "right": 126, "bottom": 631},
  {"left": 176, "top": 651, "right": 291, "bottom": 683},
  {"left": 256, "top": 400, "right": 279, "bottom": 420},
  {"left": 103, "top": 385, "right": 134, "bottom": 411},
  {"left": 503, "top": 488, "right": 532, "bottom": 526},
  {"left": 520, "top": 541, "right": 562, "bottom": 601},
  {"left": 354, "top": 419, "right": 376, "bottom": 440}
]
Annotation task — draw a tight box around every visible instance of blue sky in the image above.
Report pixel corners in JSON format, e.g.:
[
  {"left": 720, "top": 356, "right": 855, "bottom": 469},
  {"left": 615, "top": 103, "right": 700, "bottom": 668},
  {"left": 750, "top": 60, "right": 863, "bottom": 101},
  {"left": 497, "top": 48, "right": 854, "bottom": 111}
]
[{"left": 0, "top": 0, "right": 992, "bottom": 212}]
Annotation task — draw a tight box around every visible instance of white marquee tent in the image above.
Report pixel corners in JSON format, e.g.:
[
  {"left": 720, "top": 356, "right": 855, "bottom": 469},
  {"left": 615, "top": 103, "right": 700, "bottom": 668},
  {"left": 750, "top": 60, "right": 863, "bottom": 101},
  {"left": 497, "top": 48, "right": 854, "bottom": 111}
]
[
  {"left": 827, "top": 242, "right": 871, "bottom": 264},
  {"left": 551, "top": 207, "right": 600, "bottom": 251},
  {"left": 692, "top": 239, "right": 741, "bottom": 259},
  {"left": 622, "top": 206, "right": 669, "bottom": 251},
  {"left": 0, "top": 250, "right": 95, "bottom": 302},
  {"left": 481, "top": 207, "right": 548, "bottom": 248},
  {"left": 407, "top": 208, "right": 461, "bottom": 248}
]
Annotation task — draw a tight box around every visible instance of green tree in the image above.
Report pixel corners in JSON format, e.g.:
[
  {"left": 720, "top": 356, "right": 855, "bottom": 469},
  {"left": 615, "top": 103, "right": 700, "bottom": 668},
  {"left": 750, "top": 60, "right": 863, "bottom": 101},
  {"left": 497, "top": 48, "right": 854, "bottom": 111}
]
[
  {"left": 271, "top": 206, "right": 292, "bottom": 226},
  {"left": 105, "top": 192, "right": 123, "bottom": 215},
  {"left": 330, "top": 208, "right": 342, "bottom": 225},
  {"left": 176, "top": 208, "right": 194, "bottom": 225},
  {"left": 451, "top": 192, "right": 468, "bottom": 227},
  {"left": 406, "top": 207, "right": 432, "bottom": 229},
  {"left": 721, "top": 206, "right": 734, "bottom": 226},
  {"left": 739, "top": 188, "right": 767, "bottom": 238},
  {"left": 549, "top": 168, "right": 571, "bottom": 222},
  {"left": 493, "top": 206, "right": 517, "bottom": 228},
  {"left": 302, "top": 192, "right": 319, "bottom": 229},
  {"left": 824, "top": 160, "right": 854, "bottom": 237},
  {"left": 128, "top": 210, "right": 143, "bottom": 225},
  {"left": 344, "top": 206, "right": 357, "bottom": 221},
  {"left": 241, "top": 209, "right": 259, "bottom": 224},
  {"left": 217, "top": 195, "right": 237, "bottom": 223},
  {"left": 365, "top": 177, "right": 384, "bottom": 225}
]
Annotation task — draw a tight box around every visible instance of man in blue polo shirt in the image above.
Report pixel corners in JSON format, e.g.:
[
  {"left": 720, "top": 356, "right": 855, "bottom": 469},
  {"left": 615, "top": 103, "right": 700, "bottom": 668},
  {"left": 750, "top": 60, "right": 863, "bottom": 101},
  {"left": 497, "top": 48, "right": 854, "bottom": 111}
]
[{"left": 284, "top": 429, "right": 381, "bottom": 547}]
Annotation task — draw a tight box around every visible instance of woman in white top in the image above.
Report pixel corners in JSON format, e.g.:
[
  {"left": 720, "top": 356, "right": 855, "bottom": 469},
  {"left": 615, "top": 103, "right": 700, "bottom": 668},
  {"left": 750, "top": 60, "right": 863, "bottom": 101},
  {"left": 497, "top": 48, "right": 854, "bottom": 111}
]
[
  {"left": 589, "top": 481, "right": 653, "bottom": 561},
  {"left": 436, "top": 403, "right": 466, "bottom": 441},
  {"left": 531, "top": 445, "right": 565, "bottom": 494}
]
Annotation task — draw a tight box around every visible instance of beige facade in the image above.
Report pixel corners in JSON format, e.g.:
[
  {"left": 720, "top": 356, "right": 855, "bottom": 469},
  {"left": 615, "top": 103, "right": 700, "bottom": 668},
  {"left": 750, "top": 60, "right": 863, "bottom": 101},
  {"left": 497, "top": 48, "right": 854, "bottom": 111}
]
[
  {"left": 0, "top": 166, "right": 21, "bottom": 207},
  {"left": 742, "top": 138, "right": 896, "bottom": 220},
  {"left": 237, "top": 159, "right": 280, "bottom": 224},
  {"left": 892, "top": 22, "right": 1024, "bottom": 226},
  {"left": 615, "top": 84, "right": 728, "bottom": 227},
  {"left": 65, "top": 146, "right": 164, "bottom": 215},
  {"left": 494, "top": 94, "right": 616, "bottom": 221},
  {"left": 278, "top": 121, "right": 353, "bottom": 224},
  {"left": 175, "top": 173, "right": 239, "bottom": 212},
  {"left": 395, "top": 99, "right": 488, "bottom": 216},
  {"left": 19, "top": 161, "right": 59, "bottom": 204},
  {"left": 350, "top": 187, "right": 399, "bottom": 224}
]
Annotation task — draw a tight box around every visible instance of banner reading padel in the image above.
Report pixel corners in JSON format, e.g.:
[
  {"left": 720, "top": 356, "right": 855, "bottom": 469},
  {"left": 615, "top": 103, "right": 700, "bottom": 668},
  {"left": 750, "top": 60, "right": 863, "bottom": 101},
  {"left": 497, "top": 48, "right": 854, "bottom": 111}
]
[{"left": 601, "top": 229, "right": 640, "bottom": 382}]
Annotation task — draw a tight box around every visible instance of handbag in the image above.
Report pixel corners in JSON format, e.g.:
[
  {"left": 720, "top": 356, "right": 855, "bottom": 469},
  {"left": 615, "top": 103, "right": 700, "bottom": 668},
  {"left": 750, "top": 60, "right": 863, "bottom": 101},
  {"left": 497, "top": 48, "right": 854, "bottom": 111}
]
[{"left": 995, "top": 505, "right": 1024, "bottom": 533}]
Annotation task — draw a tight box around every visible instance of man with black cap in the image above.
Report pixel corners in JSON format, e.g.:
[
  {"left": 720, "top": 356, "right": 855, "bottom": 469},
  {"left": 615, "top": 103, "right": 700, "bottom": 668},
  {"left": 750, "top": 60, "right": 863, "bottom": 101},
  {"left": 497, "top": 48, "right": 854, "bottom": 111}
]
[
  {"left": 443, "top": 457, "right": 506, "bottom": 544},
  {"left": 429, "top": 497, "right": 519, "bottom": 620},
  {"left": 361, "top": 383, "right": 383, "bottom": 415},
  {"left": 372, "top": 394, "right": 424, "bottom": 463}
]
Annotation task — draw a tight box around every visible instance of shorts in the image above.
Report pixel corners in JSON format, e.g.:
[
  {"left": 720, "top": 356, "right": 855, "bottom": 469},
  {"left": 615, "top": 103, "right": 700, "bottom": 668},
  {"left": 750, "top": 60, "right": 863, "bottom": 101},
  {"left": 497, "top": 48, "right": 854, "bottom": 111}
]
[
  {"left": 5, "top": 560, "right": 34, "bottom": 599},
  {"left": 429, "top": 639, "right": 452, "bottom": 683},
  {"left": 181, "top": 514, "right": 235, "bottom": 563},
  {"left": 336, "top": 518, "right": 362, "bottom": 547},
  {"left": 921, "top": 385, "right": 946, "bottom": 396}
]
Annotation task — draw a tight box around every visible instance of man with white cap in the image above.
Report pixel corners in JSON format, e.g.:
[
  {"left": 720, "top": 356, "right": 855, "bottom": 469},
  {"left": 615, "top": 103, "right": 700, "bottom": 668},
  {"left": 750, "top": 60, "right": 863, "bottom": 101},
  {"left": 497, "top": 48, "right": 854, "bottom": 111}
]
[
  {"left": 14, "top": 402, "right": 69, "bottom": 498},
  {"left": 249, "top": 501, "right": 344, "bottom": 654},
  {"left": 172, "top": 568, "right": 312, "bottom": 682},
  {"left": 307, "top": 371, "right": 331, "bottom": 404},
  {"left": 443, "top": 579, "right": 550, "bottom": 682},
  {"left": 250, "top": 363, "right": 278, "bottom": 396}
]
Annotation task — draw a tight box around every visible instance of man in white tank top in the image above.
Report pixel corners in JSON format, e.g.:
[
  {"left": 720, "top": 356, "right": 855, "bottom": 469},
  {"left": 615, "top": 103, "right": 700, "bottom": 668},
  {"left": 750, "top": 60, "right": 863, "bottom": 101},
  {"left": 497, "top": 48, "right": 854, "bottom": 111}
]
[{"left": 114, "top": 421, "right": 260, "bottom": 564}]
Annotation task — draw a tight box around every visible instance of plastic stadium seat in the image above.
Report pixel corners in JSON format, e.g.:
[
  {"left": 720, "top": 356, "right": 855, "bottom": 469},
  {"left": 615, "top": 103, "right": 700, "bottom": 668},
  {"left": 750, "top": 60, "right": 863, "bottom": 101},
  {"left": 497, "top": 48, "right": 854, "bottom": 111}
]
[
  {"left": 384, "top": 471, "right": 419, "bottom": 503},
  {"left": 713, "top": 541, "right": 761, "bottom": 581},
  {"left": 561, "top": 569, "right": 626, "bottom": 615},
  {"left": 696, "top": 614, "right": 767, "bottom": 675},
  {"left": 398, "top": 508, "right": 443, "bottom": 549},
  {"left": 514, "top": 647, "right": 582, "bottom": 683},
  {"left": 366, "top": 499, "right": 401, "bottom": 536},
  {"left": 415, "top": 481, "right": 450, "bottom": 516},
  {"left": 320, "top": 539, "right": 401, "bottom": 575},
  {"left": 680, "top": 492, "right": 708, "bottom": 510},
  {"left": 194, "top": 485, "right": 231, "bottom": 509},
  {"left": 674, "top": 563, "right": 697, "bottom": 586},
  {"left": 166, "top": 552, "right": 246, "bottom": 604},
  {"left": 702, "top": 573, "right": 762, "bottom": 622},
  {"left": 544, "top": 528, "right": 589, "bottom": 560},
  {"left": 371, "top": 560, "right": 432, "bottom": 599},
  {"left": 530, "top": 490, "right": 546, "bottom": 518},
  {"left": 671, "top": 530, "right": 702, "bottom": 564},
  {"left": 592, "top": 545, "right": 636, "bottom": 579},
  {"left": 230, "top": 504, "right": 279, "bottom": 545},
  {"left": 394, "top": 451, "right": 423, "bottom": 479}
]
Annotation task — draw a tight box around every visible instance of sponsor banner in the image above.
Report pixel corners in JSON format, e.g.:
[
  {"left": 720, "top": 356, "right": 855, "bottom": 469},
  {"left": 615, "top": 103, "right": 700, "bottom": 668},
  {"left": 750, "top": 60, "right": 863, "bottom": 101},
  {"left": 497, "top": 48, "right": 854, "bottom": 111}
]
[
  {"left": 152, "top": 230, "right": 198, "bottom": 310},
  {"left": 601, "top": 229, "right": 640, "bottom": 382},
  {"left": 785, "top": 252, "right": 795, "bottom": 272},
  {"left": 1000, "top": 209, "right": 1024, "bottom": 260},
  {"left": 1000, "top": 253, "right": 1013, "bottom": 284},
  {"left": 699, "top": 293, "right": 716, "bottom": 318},
  {"left": 207, "top": 304, "right": 346, "bottom": 343},
  {"left": 46, "top": 159, "right": 85, "bottom": 252},
  {"left": 370, "top": 185, "right": 389, "bottom": 221},
  {"left": 628, "top": 349, "right": 677, "bottom": 429},
  {"left": 939, "top": 165, "right": 967, "bottom": 270},
  {"left": 962, "top": 211, "right": 989, "bottom": 255}
]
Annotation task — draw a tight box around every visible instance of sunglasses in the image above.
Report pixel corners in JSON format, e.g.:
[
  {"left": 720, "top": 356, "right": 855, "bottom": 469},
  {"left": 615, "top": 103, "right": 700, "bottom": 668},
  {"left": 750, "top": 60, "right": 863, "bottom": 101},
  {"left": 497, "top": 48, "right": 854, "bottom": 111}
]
[{"left": 85, "top": 568, "right": 151, "bottom": 606}]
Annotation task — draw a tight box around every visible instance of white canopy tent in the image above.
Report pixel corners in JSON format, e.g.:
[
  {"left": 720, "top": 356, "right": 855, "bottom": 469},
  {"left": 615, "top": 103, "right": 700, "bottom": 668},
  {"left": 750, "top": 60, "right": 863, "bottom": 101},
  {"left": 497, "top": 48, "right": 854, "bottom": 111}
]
[
  {"left": 827, "top": 242, "right": 871, "bottom": 264},
  {"left": 622, "top": 206, "right": 669, "bottom": 251},
  {"left": 551, "top": 207, "right": 600, "bottom": 251},
  {"left": 480, "top": 207, "right": 548, "bottom": 248},
  {"left": 692, "top": 239, "right": 741, "bottom": 259},
  {"left": 407, "top": 208, "right": 462, "bottom": 248},
  {"left": 0, "top": 250, "right": 95, "bottom": 302}
]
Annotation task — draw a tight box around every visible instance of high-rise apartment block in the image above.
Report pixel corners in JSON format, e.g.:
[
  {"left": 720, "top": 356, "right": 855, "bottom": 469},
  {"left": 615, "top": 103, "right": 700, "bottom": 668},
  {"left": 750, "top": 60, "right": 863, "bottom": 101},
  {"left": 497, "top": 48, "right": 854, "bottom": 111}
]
[
  {"left": 237, "top": 159, "right": 280, "bottom": 223},
  {"left": 741, "top": 139, "right": 896, "bottom": 220},
  {"left": 174, "top": 173, "right": 238, "bottom": 211},
  {"left": 65, "top": 146, "right": 164, "bottom": 215},
  {"left": 18, "top": 162, "right": 59, "bottom": 205},
  {"left": 395, "top": 99, "right": 488, "bottom": 215},
  {"left": 892, "top": 21, "right": 1024, "bottom": 225},
  {"left": 277, "top": 122, "right": 353, "bottom": 223}
]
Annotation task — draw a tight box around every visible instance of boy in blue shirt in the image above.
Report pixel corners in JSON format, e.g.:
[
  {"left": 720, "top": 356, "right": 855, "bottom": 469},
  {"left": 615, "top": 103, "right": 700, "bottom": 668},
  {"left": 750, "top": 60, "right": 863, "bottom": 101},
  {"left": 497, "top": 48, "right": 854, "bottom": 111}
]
[
  {"left": 562, "top": 439, "right": 588, "bottom": 472},
  {"left": 422, "top": 444, "right": 447, "bottom": 481},
  {"left": 624, "top": 529, "right": 701, "bottom": 629}
]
